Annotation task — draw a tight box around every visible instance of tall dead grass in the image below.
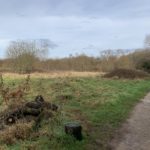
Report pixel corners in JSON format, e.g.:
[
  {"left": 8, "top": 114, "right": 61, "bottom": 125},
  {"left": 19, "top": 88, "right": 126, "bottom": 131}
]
[
  {"left": 2, "top": 71, "right": 101, "bottom": 79},
  {"left": 0, "top": 121, "right": 33, "bottom": 145}
]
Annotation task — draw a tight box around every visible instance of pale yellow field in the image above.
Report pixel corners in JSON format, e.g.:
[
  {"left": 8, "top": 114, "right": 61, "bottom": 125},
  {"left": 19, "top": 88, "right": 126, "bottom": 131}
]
[{"left": 2, "top": 71, "right": 102, "bottom": 79}]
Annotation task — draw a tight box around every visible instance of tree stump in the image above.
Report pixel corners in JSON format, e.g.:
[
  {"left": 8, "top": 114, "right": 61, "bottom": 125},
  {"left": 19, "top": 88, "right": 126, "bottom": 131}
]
[{"left": 65, "top": 122, "right": 82, "bottom": 141}]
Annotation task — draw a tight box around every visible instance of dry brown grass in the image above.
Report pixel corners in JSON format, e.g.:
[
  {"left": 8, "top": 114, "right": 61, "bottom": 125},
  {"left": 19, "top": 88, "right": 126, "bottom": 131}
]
[
  {"left": 0, "top": 121, "right": 33, "bottom": 145},
  {"left": 2, "top": 71, "right": 101, "bottom": 79},
  {"left": 0, "top": 145, "right": 8, "bottom": 150}
]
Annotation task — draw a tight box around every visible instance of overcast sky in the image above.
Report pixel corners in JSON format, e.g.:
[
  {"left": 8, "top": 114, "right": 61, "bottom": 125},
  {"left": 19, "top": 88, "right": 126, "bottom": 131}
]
[{"left": 0, "top": 0, "right": 150, "bottom": 58}]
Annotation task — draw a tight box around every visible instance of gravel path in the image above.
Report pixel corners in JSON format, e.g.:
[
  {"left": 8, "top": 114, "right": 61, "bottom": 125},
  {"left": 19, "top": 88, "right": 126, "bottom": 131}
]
[{"left": 112, "top": 92, "right": 150, "bottom": 150}]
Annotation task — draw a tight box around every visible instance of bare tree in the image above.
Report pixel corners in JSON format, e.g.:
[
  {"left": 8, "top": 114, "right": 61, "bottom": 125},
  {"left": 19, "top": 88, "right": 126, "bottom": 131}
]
[
  {"left": 6, "top": 39, "right": 57, "bottom": 73},
  {"left": 144, "top": 35, "right": 150, "bottom": 48}
]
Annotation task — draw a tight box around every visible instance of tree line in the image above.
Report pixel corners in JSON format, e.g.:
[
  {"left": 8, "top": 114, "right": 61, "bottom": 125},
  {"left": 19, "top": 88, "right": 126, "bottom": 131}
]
[{"left": 0, "top": 39, "right": 150, "bottom": 73}]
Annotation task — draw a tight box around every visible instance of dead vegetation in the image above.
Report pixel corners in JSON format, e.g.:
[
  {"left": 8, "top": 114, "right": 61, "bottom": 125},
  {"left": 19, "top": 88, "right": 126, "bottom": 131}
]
[
  {"left": 0, "top": 95, "right": 58, "bottom": 127},
  {"left": 1, "top": 71, "right": 100, "bottom": 79},
  {"left": 0, "top": 95, "right": 59, "bottom": 146},
  {"left": 0, "top": 74, "right": 30, "bottom": 104},
  {"left": 0, "top": 75, "right": 60, "bottom": 147},
  {"left": 103, "top": 68, "right": 149, "bottom": 79},
  {"left": 0, "top": 121, "right": 33, "bottom": 145}
]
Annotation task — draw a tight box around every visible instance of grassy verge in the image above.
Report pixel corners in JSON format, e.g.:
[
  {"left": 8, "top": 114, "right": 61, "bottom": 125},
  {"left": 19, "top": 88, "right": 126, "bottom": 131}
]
[{"left": 0, "top": 76, "right": 150, "bottom": 150}]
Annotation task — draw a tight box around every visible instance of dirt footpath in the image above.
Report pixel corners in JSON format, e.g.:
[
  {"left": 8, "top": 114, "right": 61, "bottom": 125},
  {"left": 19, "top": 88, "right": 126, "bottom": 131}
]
[{"left": 112, "top": 92, "right": 150, "bottom": 150}]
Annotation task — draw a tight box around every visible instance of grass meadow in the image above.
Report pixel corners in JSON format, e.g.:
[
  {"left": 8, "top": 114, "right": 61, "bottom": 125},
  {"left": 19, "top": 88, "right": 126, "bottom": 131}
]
[{"left": 0, "top": 74, "right": 150, "bottom": 150}]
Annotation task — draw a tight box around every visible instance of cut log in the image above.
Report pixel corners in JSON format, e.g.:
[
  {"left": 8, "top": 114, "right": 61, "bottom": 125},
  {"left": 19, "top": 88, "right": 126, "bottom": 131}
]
[
  {"left": 9, "top": 108, "right": 23, "bottom": 119},
  {"left": 65, "top": 122, "right": 82, "bottom": 141},
  {"left": 22, "top": 108, "right": 41, "bottom": 116},
  {"left": 43, "top": 102, "right": 58, "bottom": 111},
  {"left": 51, "top": 104, "right": 58, "bottom": 111},
  {"left": 5, "top": 116, "right": 16, "bottom": 125},
  {"left": 35, "top": 95, "right": 45, "bottom": 103},
  {"left": 25, "top": 102, "right": 42, "bottom": 109}
]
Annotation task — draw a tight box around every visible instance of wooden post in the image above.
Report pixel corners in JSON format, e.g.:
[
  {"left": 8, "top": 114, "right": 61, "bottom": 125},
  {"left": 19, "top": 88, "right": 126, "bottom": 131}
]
[{"left": 65, "top": 122, "right": 82, "bottom": 141}]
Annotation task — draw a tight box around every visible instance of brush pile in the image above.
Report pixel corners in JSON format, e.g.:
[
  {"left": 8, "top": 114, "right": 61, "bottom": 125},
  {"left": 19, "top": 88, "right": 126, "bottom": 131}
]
[
  {"left": 104, "top": 68, "right": 149, "bottom": 79},
  {"left": 0, "top": 95, "right": 58, "bottom": 129}
]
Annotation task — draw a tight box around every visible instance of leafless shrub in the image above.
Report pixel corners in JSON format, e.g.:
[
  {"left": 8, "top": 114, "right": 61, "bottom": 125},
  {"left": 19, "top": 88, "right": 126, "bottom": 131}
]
[{"left": 0, "top": 74, "right": 31, "bottom": 105}]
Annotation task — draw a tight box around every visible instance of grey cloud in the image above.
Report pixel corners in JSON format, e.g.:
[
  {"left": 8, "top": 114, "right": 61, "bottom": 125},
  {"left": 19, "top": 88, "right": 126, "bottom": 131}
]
[
  {"left": 0, "top": 0, "right": 149, "bottom": 18},
  {"left": 0, "top": 0, "right": 149, "bottom": 58}
]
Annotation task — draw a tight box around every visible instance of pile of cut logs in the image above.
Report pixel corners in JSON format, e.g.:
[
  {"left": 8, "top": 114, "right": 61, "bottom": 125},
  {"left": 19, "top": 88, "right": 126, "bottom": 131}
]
[
  {"left": 1, "top": 95, "right": 58, "bottom": 125},
  {"left": 0, "top": 95, "right": 83, "bottom": 141}
]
